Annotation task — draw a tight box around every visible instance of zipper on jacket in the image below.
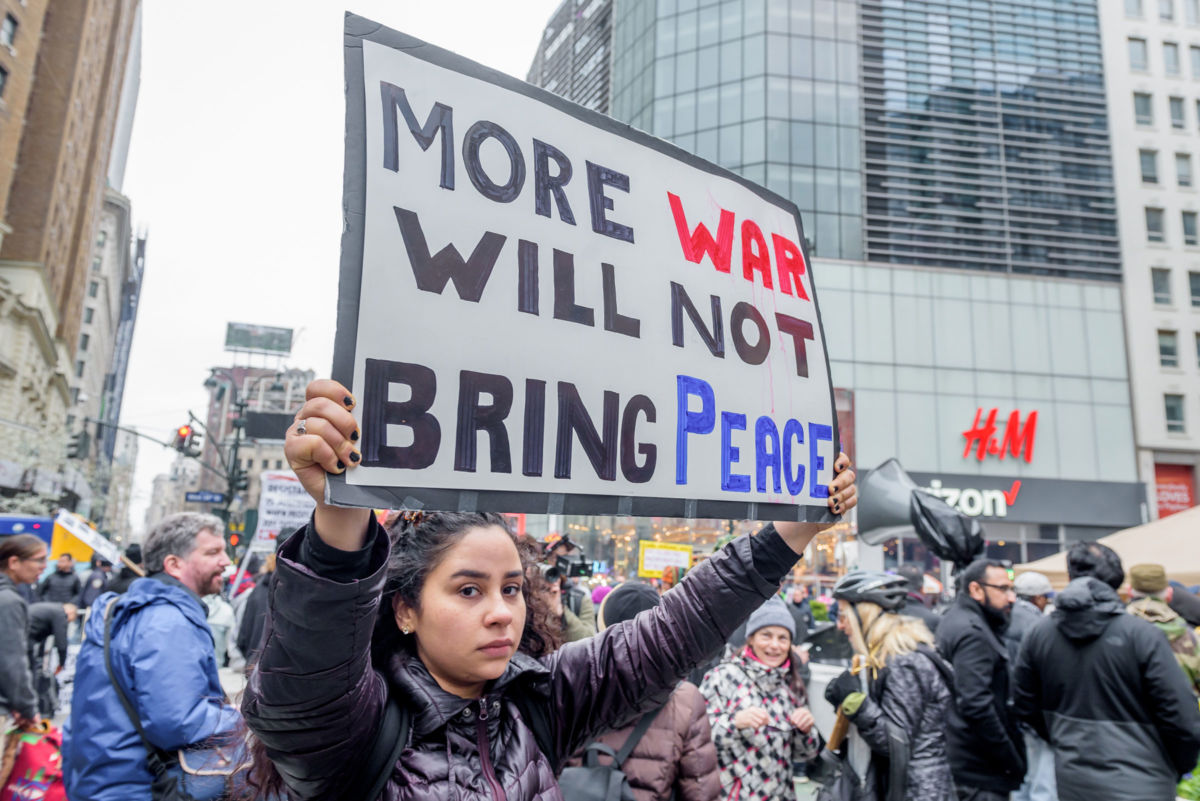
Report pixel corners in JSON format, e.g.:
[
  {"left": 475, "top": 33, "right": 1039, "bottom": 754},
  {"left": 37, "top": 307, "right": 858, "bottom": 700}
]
[{"left": 476, "top": 699, "right": 505, "bottom": 801}]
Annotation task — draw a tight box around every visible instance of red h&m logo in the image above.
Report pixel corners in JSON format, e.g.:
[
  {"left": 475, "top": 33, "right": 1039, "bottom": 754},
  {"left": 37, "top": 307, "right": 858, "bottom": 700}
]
[{"left": 962, "top": 408, "right": 1038, "bottom": 463}]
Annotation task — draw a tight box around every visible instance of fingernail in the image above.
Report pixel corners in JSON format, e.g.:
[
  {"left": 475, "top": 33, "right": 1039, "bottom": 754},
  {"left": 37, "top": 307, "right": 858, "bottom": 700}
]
[
  {"left": 349, "top": 451, "right": 360, "bottom": 463},
  {"left": 343, "top": 395, "right": 353, "bottom": 407},
  {"left": 350, "top": 430, "right": 359, "bottom": 442},
  {"left": 336, "top": 460, "right": 346, "bottom": 470}
]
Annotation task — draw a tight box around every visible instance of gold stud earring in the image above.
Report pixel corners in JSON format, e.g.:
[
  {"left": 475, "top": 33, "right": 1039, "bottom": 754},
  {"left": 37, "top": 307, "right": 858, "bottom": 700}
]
[{"left": 401, "top": 625, "right": 412, "bottom": 635}]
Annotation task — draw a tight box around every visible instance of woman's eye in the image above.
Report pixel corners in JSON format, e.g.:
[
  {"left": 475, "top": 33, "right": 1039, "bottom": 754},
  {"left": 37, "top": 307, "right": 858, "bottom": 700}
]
[
  {"left": 503, "top": 584, "right": 522, "bottom": 596},
  {"left": 460, "top": 586, "right": 480, "bottom": 598}
]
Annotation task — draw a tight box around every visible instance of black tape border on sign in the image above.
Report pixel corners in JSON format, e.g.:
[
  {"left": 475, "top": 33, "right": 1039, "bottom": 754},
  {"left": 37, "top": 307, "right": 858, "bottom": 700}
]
[{"left": 329, "top": 12, "right": 840, "bottom": 525}]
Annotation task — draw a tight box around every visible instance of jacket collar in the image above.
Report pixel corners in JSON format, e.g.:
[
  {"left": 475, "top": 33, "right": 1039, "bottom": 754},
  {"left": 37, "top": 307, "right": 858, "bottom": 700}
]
[
  {"left": 385, "top": 648, "right": 549, "bottom": 738},
  {"left": 148, "top": 571, "right": 203, "bottom": 606},
  {"left": 953, "top": 593, "right": 1010, "bottom": 657}
]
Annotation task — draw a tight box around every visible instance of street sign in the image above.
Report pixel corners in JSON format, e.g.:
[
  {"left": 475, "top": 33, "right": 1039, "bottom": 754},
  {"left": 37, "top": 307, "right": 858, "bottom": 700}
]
[
  {"left": 185, "top": 490, "right": 226, "bottom": 504},
  {"left": 329, "top": 15, "right": 838, "bottom": 522}
]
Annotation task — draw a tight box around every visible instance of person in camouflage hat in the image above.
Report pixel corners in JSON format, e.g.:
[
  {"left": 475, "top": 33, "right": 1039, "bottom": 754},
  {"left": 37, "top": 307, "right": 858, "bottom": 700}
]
[{"left": 1128, "top": 563, "right": 1200, "bottom": 696}]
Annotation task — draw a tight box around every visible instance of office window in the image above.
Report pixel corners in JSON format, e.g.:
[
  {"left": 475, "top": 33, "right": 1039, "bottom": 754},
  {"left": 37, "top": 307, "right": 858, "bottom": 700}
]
[
  {"left": 1195, "top": 333, "right": 1200, "bottom": 367},
  {"left": 1185, "top": 211, "right": 1198, "bottom": 244},
  {"left": 1163, "top": 0, "right": 1177, "bottom": 20},
  {"left": 1188, "top": 0, "right": 1200, "bottom": 23},
  {"left": 1128, "top": 0, "right": 1144, "bottom": 15},
  {"left": 1179, "top": 153, "right": 1194, "bottom": 186},
  {"left": 1142, "top": 149, "right": 1160, "bottom": 182},
  {"left": 74, "top": 361, "right": 85, "bottom": 379},
  {"left": 1130, "top": 38, "right": 1149, "bottom": 71},
  {"left": 0, "top": 15, "right": 15, "bottom": 47},
  {"left": 0, "top": 66, "right": 6, "bottom": 99},
  {"left": 1136, "top": 92, "right": 1155, "bottom": 125},
  {"left": 1166, "top": 42, "right": 1182, "bottom": 75},
  {"left": 1166, "top": 394, "right": 1186, "bottom": 433},
  {"left": 1154, "top": 267, "right": 1173, "bottom": 303},
  {"left": 1172, "top": 97, "right": 1187, "bottom": 128},
  {"left": 1192, "top": 46, "right": 1200, "bottom": 76},
  {"left": 83, "top": 307, "right": 94, "bottom": 324},
  {"left": 87, "top": 280, "right": 98, "bottom": 298},
  {"left": 1191, "top": 271, "right": 1200, "bottom": 305},
  {"left": 79, "top": 334, "right": 89, "bottom": 352},
  {"left": 1160, "top": 330, "right": 1180, "bottom": 367},
  {"left": 261, "top": 459, "right": 269, "bottom": 468},
  {"left": 69, "top": 388, "right": 79, "bottom": 406},
  {"left": 274, "top": 460, "right": 283, "bottom": 469},
  {"left": 1148, "top": 207, "right": 1167, "bottom": 241}
]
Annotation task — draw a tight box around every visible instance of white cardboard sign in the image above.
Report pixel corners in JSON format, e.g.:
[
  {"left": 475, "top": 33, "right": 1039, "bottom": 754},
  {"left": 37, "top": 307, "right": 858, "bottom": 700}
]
[
  {"left": 330, "top": 15, "right": 839, "bottom": 522},
  {"left": 252, "top": 471, "right": 316, "bottom": 550}
]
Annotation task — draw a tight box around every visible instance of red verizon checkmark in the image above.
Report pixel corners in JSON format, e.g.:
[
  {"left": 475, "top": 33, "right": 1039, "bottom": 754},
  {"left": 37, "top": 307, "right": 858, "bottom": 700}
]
[{"left": 1003, "top": 480, "right": 1022, "bottom": 505}]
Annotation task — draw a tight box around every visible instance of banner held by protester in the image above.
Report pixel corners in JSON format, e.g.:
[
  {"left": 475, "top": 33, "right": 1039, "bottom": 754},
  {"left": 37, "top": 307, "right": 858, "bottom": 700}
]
[
  {"left": 330, "top": 13, "right": 838, "bottom": 522},
  {"left": 252, "top": 471, "right": 317, "bottom": 551}
]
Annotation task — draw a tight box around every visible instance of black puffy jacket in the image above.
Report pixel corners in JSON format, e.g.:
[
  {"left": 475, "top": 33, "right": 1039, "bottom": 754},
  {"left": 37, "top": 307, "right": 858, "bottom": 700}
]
[
  {"left": 935, "top": 595, "right": 1025, "bottom": 793},
  {"left": 243, "top": 519, "right": 795, "bottom": 801},
  {"left": 1013, "top": 577, "right": 1200, "bottom": 801}
]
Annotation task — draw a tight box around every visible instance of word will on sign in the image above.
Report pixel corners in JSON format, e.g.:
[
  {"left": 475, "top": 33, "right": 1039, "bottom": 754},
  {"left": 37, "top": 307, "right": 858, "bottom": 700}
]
[{"left": 962, "top": 408, "right": 1037, "bottom": 463}]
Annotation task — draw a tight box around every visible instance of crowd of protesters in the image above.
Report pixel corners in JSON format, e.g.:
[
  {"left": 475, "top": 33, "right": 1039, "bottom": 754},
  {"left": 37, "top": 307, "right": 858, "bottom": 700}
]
[{"left": 2, "top": 382, "right": 1199, "bottom": 801}]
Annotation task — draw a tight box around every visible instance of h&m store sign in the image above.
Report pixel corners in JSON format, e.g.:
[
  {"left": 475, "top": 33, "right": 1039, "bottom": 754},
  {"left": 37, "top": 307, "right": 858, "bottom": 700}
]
[{"left": 909, "top": 473, "right": 1144, "bottom": 529}]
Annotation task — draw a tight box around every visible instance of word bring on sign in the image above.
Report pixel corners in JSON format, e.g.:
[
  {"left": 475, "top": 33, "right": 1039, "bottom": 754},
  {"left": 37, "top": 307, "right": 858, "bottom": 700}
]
[{"left": 329, "top": 14, "right": 839, "bottom": 522}]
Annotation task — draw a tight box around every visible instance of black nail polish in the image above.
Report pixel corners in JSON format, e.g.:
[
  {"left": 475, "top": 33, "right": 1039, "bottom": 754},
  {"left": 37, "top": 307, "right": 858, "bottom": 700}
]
[
  {"left": 336, "top": 460, "right": 345, "bottom": 470},
  {"left": 350, "top": 430, "right": 359, "bottom": 442},
  {"left": 343, "top": 395, "right": 353, "bottom": 407},
  {"left": 349, "top": 451, "right": 360, "bottom": 463}
]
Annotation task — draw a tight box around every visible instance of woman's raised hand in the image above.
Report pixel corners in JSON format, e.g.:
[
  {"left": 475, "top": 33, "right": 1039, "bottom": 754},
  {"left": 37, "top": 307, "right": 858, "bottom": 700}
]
[
  {"left": 789, "top": 707, "right": 815, "bottom": 734},
  {"left": 733, "top": 707, "right": 770, "bottom": 730},
  {"left": 286, "top": 379, "right": 371, "bottom": 550},
  {"left": 773, "top": 452, "right": 857, "bottom": 554}
]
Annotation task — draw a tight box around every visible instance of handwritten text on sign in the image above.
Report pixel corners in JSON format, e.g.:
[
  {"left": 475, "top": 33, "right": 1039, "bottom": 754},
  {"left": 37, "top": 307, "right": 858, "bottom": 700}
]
[{"left": 339, "top": 22, "right": 836, "bottom": 515}]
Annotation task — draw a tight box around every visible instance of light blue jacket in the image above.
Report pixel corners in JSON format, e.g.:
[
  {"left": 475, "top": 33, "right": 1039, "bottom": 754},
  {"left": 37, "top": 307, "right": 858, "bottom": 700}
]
[{"left": 63, "top": 575, "right": 240, "bottom": 801}]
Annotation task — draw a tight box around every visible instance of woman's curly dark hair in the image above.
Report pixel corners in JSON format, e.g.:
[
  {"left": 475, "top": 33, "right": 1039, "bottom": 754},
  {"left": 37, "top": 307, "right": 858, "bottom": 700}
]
[{"left": 240, "top": 511, "right": 562, "bottom": 799}]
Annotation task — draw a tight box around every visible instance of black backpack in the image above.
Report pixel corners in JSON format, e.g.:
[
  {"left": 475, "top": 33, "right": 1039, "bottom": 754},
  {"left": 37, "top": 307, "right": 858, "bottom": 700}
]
[{"left": 349, "top": 689, "right": 657, "bottom": 801}]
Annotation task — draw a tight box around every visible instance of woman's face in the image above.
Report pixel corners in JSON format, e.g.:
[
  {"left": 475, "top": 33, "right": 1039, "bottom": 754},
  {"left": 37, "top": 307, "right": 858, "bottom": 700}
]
[
  {"left": 5, "top": 546, "right": 47, "bottom": 585},
  {"left": 397, "top": 525, "right": 526, "bottom": 699},
  {"left": 746, "top": 625, "right": 792, "bottom": 668}
]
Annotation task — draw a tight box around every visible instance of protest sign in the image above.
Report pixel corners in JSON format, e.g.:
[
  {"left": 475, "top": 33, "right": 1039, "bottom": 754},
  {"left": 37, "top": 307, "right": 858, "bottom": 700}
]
[
  {"left": 252, "top": 471, "right": 316, "bottom": 550},
  {"left": 329, "top": 14, "right": 838, "bottom": 521},
  {"left": 637, "top": 541, "right": 694, "bottom": 580},
  {"left": 53, "top": 511, "right": 120, "bottom": 565}
]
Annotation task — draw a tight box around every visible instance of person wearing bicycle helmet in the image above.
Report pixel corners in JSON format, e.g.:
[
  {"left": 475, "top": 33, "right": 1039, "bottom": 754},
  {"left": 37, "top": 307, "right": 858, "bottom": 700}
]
[
  {"left": 699, "top": 597, "right": 820, "bottom": 800},
  {"left": 823, "top": 571, "right": 955, "bottom": 801}
]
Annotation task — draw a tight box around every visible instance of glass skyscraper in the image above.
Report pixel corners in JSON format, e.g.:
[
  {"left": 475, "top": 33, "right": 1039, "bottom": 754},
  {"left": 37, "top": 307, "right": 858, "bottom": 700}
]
[
  {"left": 861, "top": 1, "right": 1120, "bottom": 280},
  {"left": 610, "top": 0, "right": 865, "bottom": 260}
]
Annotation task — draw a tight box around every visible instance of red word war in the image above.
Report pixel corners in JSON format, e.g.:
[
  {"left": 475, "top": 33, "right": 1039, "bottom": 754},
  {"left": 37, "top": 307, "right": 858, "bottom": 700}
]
[{"left": 667, "top": 192, "right": 810, "bottom": 299}]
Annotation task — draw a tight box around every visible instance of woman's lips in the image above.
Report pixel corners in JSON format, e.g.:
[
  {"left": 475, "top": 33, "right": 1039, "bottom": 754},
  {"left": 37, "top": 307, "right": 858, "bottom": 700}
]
[{"left": 479, "top": 639, "right": 514, "bottom": 657}]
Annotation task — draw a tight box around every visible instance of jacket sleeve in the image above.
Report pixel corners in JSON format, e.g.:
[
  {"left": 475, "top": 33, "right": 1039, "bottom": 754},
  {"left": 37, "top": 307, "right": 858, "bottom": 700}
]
[
  {"left": 37, "top": 576, "right": 50, "bottom": 601},
  {"left": 51, "top": 606, "right": 68, "bottom": 666},
  {"left": 0, "top": 598, "right": 36, "bottom": 718},
  {"left": 543, "top": 531, "right": 791, "bottom": 762},
  {"left": 1139, "top": 625, "right": 1200, "bottom": 776},
  {"left": 675, "top": 683, "right": 722, "bottom": 801},
  {"left": 1012, "top": 630, "right": 1049, "bottom": 742},
  {"left": 576, "top": 592, "right": 596, "bottom": 633},
  {"left": 240, "top": 521, "right": 390, "bottom": 801},
  {"left": 945, "top": 628, "right": 1024, "bottom": 775},
  {"left": 851, "top": 662, "right": 922, "bottom": 757},
  {"left": 128, "top": 605, "right": 239, "bottom": 750}
]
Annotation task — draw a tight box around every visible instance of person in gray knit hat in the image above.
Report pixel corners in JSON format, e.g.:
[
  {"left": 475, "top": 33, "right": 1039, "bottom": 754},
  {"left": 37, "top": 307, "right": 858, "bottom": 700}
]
[{"left": 699, "top": 596, "right": 818, "bottom": 799}]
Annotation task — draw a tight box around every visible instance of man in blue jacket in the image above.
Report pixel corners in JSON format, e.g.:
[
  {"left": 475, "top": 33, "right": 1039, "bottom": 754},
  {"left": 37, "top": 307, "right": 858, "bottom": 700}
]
[{"left": 63, "top": 512, "right": 240, "bottom": 801}]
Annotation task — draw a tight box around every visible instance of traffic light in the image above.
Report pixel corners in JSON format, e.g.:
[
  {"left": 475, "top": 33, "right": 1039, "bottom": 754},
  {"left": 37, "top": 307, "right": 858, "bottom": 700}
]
[
  {"left": 172, "top": 425, "right": 192, "bottom": 452},
  {"left": 231, "top": 467, "right": 249, "bottom": 492},
  {"left": 66, "top": 430, "right": 90, "bottom": 460},
  {"left": 185, "top": 429, "right": 203, "bottom": 458},
  {"left": 228, "top": 533, "right": 240, "bottom": 548}
]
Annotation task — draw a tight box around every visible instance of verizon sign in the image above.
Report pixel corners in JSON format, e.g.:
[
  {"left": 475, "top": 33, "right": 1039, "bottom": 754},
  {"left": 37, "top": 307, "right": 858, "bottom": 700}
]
[{"left": 924, "top": 477, "right": 1022, "bottom": 518}]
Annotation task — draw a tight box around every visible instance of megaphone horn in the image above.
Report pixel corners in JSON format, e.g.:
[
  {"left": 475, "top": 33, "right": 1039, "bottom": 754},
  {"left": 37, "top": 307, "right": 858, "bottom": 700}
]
[{"left": 856, "top": 458, "right": 919, "bottom": 546}]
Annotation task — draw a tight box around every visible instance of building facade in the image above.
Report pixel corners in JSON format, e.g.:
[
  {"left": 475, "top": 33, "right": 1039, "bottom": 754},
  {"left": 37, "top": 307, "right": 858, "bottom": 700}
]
[
  {"left": 526, "top": 0, "right": 1147, "bottom": 578},
  {"left": 0, "top": 0, "right": 140, "bottom": 513},
  {"left": 527, "top": 0, "right": 614, "bottom": 113},
  {"left": 1102, "top": 0, "right": 1200, "bottom": 518}
]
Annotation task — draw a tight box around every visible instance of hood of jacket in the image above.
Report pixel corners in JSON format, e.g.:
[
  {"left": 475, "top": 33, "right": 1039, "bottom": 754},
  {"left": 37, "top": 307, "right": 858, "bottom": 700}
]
[
  {"left": 82, "top": 573, "right": 209, "bottom": 644},
  {"left": 1051, "top": 577, "right": 1124, "bottom": 642},
  {"left": 385, "top": 647, "right": 550, "bottom": 739}
]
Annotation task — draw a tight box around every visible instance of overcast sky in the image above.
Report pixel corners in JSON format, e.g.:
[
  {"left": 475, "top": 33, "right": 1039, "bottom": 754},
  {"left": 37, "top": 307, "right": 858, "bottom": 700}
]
[{"left": 120, "top": 1, "right": 563, "bottom": 530}]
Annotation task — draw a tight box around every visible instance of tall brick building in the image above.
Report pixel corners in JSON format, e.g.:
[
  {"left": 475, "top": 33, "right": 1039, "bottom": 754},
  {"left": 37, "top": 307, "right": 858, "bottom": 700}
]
[{"left": 0, "top": 0, "right": 140, "bottom": 507}]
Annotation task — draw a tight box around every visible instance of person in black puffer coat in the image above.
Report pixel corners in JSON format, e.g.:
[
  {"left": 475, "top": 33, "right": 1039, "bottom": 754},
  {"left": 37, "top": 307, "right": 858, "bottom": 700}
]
[
  {"left": 825, "top": 572, "right": 955, "bottom": 801},
  {"left": 1013, "top": 542, "right": 1200, "bottom": 801}
]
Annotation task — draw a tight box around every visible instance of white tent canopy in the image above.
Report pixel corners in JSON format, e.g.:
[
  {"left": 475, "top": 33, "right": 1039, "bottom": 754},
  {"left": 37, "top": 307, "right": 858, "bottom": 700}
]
[{"left": 1016, "top": 505, "right": 1200, "bottom": 589}]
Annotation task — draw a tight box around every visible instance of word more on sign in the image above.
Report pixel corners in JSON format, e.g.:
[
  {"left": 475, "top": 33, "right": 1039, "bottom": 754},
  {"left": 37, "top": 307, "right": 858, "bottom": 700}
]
[{"left": 330, "top": 15, "right": 838, "bottom": 521}]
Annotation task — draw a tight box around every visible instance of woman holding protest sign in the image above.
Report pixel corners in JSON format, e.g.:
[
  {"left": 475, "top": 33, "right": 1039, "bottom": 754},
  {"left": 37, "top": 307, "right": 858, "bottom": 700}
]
[{"left": 240, "top": 379, "right": 857, "bottom": 801}]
